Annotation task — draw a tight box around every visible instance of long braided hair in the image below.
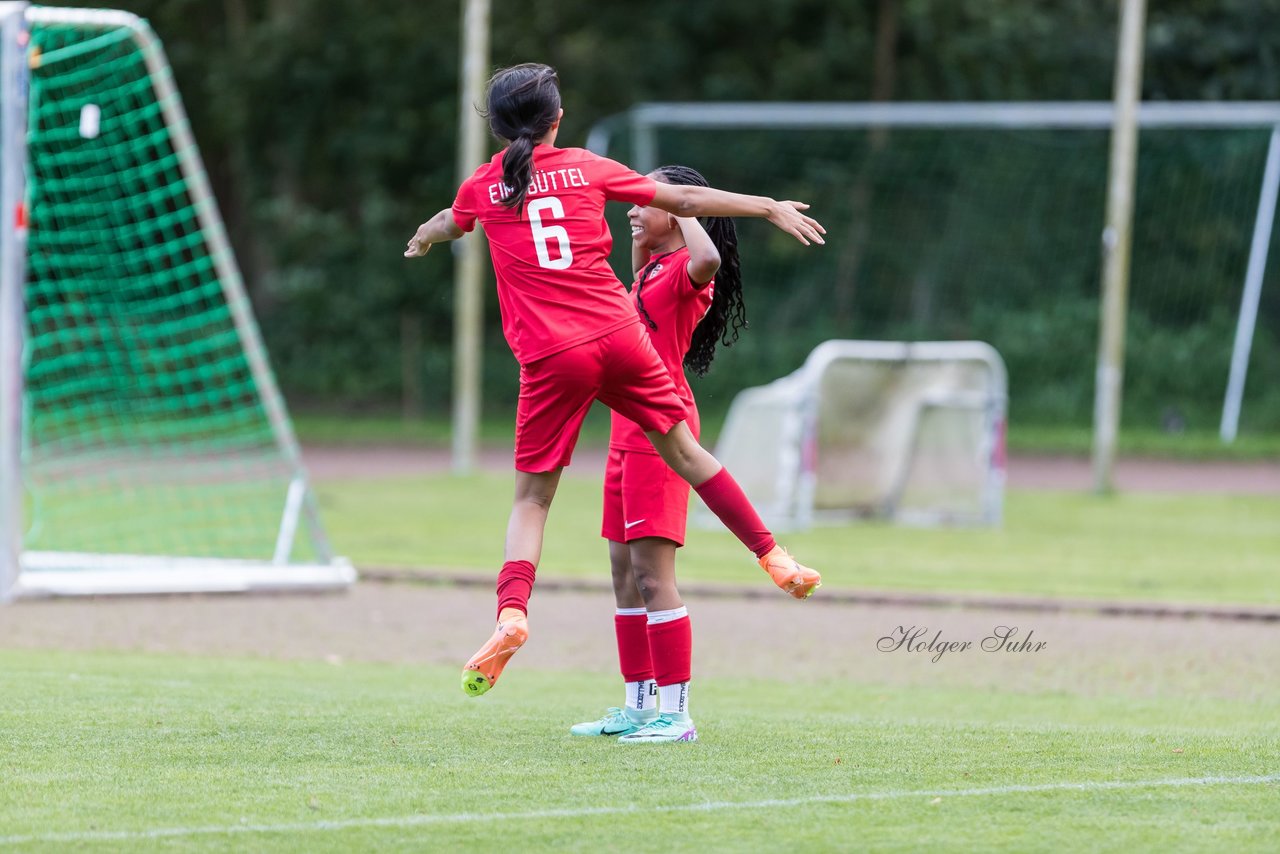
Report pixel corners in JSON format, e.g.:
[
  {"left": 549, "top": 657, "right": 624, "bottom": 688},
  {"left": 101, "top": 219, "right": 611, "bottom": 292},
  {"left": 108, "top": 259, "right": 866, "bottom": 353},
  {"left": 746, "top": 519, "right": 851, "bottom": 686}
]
[{"left": 636, "top": 165, "right": 747, "bottom": 378}]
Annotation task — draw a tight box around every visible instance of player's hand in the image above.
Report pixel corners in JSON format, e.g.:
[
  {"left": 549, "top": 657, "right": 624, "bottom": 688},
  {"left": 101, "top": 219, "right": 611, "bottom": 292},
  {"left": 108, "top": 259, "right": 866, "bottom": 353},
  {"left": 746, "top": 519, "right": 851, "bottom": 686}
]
[
  {"left": 767, "top": 200, "right": 826, "bottom": 246},
  {"left": 404, "top": 224, "right": 434, "bottom": 258}
]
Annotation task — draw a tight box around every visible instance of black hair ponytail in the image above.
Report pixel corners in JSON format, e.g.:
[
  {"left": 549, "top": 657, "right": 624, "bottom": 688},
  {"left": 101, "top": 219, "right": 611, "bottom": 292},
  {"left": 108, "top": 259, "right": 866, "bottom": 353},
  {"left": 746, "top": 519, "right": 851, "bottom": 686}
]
[
  {"left": 500, "top": 136, "right": 536, "bottom": 209},
  {"left": 482, "top": 63, "right": 562, "bottom": 210}
]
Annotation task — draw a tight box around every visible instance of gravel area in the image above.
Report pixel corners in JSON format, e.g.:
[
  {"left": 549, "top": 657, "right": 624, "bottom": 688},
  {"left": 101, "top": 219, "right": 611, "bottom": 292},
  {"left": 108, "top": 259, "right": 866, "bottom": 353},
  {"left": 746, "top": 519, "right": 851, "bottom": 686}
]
[
  {"left": 4, "top": 446, "right": 1273, "bottom": 703},
  {"left": 3, "top": 581, "right": 1275, "bottom": 702}
]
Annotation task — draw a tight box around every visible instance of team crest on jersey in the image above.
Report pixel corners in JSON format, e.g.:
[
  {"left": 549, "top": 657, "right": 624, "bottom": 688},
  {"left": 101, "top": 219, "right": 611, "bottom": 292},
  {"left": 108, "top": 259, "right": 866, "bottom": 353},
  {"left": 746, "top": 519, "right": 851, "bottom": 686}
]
[{"left": 651, "top": 264, "right": 663, "bottom": 273}]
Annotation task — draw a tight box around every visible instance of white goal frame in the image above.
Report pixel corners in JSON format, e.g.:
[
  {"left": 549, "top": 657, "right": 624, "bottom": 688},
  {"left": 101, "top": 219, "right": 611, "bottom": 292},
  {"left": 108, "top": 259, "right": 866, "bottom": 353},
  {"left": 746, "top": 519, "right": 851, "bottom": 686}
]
[
  {"left": 587, "top": 101, "right": 1280, "bottom": 445},
  {"left": 0, "top": 4, "right": 353, "bottom": 601},
  {"left": 697, "top": 340, "right": 1007, "bottom": 530}
]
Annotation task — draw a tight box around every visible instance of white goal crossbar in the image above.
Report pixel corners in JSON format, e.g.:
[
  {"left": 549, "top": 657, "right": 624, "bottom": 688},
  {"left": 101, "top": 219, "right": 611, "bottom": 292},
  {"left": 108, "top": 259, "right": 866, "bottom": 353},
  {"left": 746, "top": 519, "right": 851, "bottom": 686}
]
[{"left": 587, "top": 101, "right": 1280, "bottom": 445}]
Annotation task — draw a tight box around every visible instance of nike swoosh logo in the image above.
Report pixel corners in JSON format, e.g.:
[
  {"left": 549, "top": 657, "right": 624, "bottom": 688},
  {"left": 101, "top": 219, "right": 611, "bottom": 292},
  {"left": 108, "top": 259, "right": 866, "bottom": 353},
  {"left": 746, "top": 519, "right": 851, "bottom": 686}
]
[{"left": 624, "top": 519, "right": 646, "bottom": 529}]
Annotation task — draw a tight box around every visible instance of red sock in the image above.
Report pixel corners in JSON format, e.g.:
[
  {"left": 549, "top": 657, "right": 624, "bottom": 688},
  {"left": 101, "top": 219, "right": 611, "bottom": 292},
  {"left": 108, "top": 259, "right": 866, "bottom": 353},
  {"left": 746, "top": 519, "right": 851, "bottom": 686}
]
[
  {"left": 495, "top": 559, "right": 536, "bottom": 619},
  {"left": 647, "top": 614, "right": 692, "bottom": 686},
  {"left": 693, "top": 468, "right": 777, "bottom": 558},
  {"left": 615, "top": 611, "right": 653, "bottom": 682}
]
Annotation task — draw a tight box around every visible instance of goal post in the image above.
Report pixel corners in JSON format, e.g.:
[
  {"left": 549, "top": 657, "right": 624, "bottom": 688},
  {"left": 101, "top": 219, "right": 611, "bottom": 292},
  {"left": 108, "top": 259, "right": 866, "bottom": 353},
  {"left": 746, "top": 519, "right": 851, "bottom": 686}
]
[
  {"left": 0, "top": 5, "right": 353, "bottom": 600},
  {"left": 587, "top": 101, "right": 1280, "bottom": 448},
  {"left": 1, "top": 1, "right": 29, "bottom": 602},
  {"left": 697, "top": 341, "right": 1007, "bottom": 530}
]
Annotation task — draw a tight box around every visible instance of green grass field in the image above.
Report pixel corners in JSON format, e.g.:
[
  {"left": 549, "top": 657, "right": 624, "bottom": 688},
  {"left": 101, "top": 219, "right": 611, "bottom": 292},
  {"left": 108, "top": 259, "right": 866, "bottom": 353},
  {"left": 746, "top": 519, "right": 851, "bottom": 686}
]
[
  {"left": 3, "top": 649, "right": 1277, "bottom": 851},
  {"left": 317, "top": 474, "right": 1280, "bottom": 606},
  {"left": 292, "top": 413, "right": 1280, "bottom": 461},
  {"left": 6, "top": 461, "right": 1278, "bottom": 850}
]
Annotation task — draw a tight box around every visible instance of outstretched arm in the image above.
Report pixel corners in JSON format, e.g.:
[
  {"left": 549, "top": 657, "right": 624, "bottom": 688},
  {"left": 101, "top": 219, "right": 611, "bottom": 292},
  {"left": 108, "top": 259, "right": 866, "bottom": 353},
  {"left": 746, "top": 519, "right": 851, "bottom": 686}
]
[
  {"left": 649, "top": 183, "right": 826, "bottom": 246},
  {"left": 404, "top": 208, "right": 466, "bottom": 258}
]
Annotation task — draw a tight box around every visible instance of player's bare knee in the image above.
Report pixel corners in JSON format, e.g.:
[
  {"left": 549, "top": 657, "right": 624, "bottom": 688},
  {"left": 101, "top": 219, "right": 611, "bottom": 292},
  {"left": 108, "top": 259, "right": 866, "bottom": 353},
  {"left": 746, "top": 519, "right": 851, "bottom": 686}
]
[
  {"left": 633, "top": 571, "right": 659, "bottom": 605},
  {"left": 631, "top": 565, "right": 673, "bottom": 604},
  {"left": 514, "top": 471, "right": 560, "bottom": 510},
  {"left": 609, "top": 560, "right": 634, "bottom": 598},
  {"left": 516, "top": 489, "right": 556, "bottom": 511}
]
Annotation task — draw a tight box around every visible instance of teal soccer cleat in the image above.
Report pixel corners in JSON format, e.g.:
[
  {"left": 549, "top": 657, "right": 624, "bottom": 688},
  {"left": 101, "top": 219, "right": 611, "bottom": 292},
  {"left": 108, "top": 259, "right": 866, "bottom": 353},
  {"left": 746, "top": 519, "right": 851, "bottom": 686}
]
[
  {"left": 616, "top": 713, "right": 698, "bottom": 744},
  {"left": 569, "top": 707, "right": 656, "bottom": 737}
]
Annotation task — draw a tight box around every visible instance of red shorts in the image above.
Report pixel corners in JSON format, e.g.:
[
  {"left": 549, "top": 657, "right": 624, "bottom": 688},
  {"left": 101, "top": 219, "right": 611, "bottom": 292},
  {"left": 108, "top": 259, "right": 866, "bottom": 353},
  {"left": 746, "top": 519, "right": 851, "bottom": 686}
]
[
  {"left": 514, "top": 321, "right": 687, "bottom": 473},
  {"left": 601, "top": 448, "right": 691, "bottom": 545}
]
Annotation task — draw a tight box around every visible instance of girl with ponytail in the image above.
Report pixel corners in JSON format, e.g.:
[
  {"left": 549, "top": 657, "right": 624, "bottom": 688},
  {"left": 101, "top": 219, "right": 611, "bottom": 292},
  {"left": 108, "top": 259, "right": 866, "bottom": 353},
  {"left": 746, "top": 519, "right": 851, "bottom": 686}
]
[{"left": 404, "top": 64, "right": 824, "bottom": 738}]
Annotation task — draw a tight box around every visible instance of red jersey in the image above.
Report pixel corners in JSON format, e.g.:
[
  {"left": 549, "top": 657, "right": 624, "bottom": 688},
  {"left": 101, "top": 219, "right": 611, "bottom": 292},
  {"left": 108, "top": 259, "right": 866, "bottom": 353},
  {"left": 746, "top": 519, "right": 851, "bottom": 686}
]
[
  {"left": 451, "top": 145, "right": 658, "bottom": 364},
  {"left": 609, "top": 246, "right": 715, "bottom": 454}
]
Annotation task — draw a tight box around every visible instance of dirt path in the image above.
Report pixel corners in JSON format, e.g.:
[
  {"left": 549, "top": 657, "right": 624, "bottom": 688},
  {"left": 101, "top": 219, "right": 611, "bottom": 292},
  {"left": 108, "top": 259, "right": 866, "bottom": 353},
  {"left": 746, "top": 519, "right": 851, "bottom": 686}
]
[
  {"left": 5, "top": 448, "right": 1272, "bottom": 708},
  {"left": 3, "top": 581, "right": 1275, "bottom": 702},
  {"left": 301, "top": 445, "right": 1280, "bottom": 494}
]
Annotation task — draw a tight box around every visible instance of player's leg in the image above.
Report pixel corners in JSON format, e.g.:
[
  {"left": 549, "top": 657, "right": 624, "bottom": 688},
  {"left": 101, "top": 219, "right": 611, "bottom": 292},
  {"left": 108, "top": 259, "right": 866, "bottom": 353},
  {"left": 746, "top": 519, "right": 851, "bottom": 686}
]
[
  {"left": 504, "top": 467, "right": 562, "bottom": 570},
  {"left": 597, "top": 323, "right": 820, "bottom": 600},
  {"left": 617, "top": 536, "right": 697, "bottom": 744},
  {"left": 572, "top": 451, "right": 657, "bottom": 735},
  {"left": 646, "top": 423, "right": 821, "bottom": 599},
  {"left": 463, "top": 343, "right": 601, "bottom": 697},
  {"left": 461, "top": 469, "right": 561, "bottom": 697},
  {"left": 570, "top": 540, "right": 661, "bottom": 736},
  {"left": 592, "top": 453, "right": 694, "bottom": 744},
  {"left": 607, "top": 540, "right": 659, "bottom": 724}
]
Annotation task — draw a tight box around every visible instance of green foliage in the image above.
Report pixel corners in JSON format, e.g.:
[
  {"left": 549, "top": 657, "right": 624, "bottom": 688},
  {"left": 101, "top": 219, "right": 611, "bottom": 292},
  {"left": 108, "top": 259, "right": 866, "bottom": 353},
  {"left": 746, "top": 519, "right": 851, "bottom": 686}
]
[{"left": 29, "top": 0, "right": 1280, "bottom": 429}]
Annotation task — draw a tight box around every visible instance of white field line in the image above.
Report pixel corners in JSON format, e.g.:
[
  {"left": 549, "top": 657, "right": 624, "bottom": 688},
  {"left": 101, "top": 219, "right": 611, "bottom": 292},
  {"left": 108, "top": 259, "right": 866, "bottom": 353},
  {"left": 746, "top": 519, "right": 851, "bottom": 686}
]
[{"left": 1, "top": 774, "right": 1277, "bottom": 845}]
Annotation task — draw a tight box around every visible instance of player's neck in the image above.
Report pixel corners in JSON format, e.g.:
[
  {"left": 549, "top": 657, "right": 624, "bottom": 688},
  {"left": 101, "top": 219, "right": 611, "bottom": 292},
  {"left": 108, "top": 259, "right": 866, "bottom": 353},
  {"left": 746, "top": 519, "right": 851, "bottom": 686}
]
[{"left": 647, "top": 238, "right": 686, "bottom": 257}]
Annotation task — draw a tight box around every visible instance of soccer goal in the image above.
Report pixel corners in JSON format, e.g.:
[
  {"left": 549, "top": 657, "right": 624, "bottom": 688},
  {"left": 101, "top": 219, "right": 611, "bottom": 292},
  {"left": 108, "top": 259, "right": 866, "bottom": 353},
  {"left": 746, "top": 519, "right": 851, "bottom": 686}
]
[
  {"left": 0, "top": 4, "right": 353, "bottom": 600},
  {"left": 588, "top": 102, "right": 1280, "bottom": 445},
  {"left": 696, "top": 341, "right": 1007, "bottom": 530}
]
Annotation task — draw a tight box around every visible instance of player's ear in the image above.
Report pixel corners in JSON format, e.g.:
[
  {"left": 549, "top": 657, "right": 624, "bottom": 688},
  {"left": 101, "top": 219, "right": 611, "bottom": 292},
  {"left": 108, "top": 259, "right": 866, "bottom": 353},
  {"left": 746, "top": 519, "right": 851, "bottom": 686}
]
[{"left": 551, "top": 108, "right": 564, "bottom": 130}]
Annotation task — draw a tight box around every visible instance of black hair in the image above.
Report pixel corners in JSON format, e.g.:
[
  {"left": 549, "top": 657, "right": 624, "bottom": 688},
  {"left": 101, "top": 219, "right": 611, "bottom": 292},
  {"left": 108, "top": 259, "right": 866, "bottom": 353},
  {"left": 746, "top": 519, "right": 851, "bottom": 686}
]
[
  {"left": 635, "top": 164, "right": 746, "bottom": 378},
  {"left": 482, "top": 63, "right": 562, "bottom": 210}
]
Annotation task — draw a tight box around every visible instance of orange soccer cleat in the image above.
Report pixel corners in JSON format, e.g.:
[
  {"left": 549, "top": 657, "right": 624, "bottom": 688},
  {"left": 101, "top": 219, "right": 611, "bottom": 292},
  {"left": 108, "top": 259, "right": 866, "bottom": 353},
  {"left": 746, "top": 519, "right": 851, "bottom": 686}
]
[
  {"left": 759, "top": 545, "right": 822, "bottom": 600},
  {"left": 461, "top": 607, "right": 529, "bottom": 697}
]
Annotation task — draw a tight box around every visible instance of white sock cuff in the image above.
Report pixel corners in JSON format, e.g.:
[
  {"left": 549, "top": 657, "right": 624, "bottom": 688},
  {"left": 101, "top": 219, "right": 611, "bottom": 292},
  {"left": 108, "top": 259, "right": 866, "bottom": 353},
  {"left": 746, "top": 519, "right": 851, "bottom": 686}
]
[
  {"left": 658, "top": 681, "right": 691, "bottom": 719},
  {"left": 615, "top": 607, "right": 648, "bottom": 617},
  {"left": 647, "top": 606, "right": 688, "bottom": 625},
  {"left": 625, "top": 679, "right": 658, "bottom": 713}
]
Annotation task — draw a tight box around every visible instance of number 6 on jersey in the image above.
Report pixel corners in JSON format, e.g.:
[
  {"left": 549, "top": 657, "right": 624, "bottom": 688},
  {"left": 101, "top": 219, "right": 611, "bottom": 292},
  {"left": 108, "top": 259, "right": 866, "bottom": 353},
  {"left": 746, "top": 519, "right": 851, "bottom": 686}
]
[{"left": 528, "top": 197, "right": 573, "bottom": 270}]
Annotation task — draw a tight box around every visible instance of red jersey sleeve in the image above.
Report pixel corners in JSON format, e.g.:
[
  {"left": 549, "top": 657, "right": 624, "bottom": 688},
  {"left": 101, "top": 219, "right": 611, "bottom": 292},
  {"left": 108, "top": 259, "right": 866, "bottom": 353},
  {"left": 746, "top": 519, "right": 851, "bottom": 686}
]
[
  {"left": 689, "top": 274, "right": 715, "bottom": 294},
  {"left": 595, "top": 155, "right": 657, "bottom": 206},
  {"left": 451, "top": 174, "right": 480, "bottom": 233}
]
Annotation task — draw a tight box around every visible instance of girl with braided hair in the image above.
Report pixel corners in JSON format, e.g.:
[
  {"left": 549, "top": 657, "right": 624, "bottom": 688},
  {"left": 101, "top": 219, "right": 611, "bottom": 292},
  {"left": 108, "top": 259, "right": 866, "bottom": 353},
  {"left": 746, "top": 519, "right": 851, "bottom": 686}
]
[
  {"left": 570, "top": 165, "right": 761, "bottom": 744},
  {"left": 404, "top": 65, "right": 822, "bottom": 728}
]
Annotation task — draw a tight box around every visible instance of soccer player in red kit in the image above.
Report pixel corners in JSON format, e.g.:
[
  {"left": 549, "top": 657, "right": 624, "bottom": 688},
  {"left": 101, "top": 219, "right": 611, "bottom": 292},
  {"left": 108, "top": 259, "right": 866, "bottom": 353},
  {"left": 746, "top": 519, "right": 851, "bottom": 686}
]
[
  {"left": 404, "top": 64, "right": 823, "bottom": 703},
  {"left": 570, "top": 164, "right": 759, "bottom": 743}
]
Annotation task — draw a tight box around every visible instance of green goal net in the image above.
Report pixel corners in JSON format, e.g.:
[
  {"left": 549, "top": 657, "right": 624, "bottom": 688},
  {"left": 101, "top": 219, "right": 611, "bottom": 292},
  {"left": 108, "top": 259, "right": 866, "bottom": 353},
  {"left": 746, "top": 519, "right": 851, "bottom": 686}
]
[{"left": 1, "top": 5, "right": 351, "bottom": 599}]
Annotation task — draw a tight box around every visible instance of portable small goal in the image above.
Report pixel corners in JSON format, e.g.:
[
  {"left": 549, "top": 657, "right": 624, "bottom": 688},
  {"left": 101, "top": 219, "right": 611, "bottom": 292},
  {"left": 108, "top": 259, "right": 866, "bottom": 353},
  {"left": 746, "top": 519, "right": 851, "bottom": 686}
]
[{"left": 698, "top": 340, "right": 1007, "bottom": 530}]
